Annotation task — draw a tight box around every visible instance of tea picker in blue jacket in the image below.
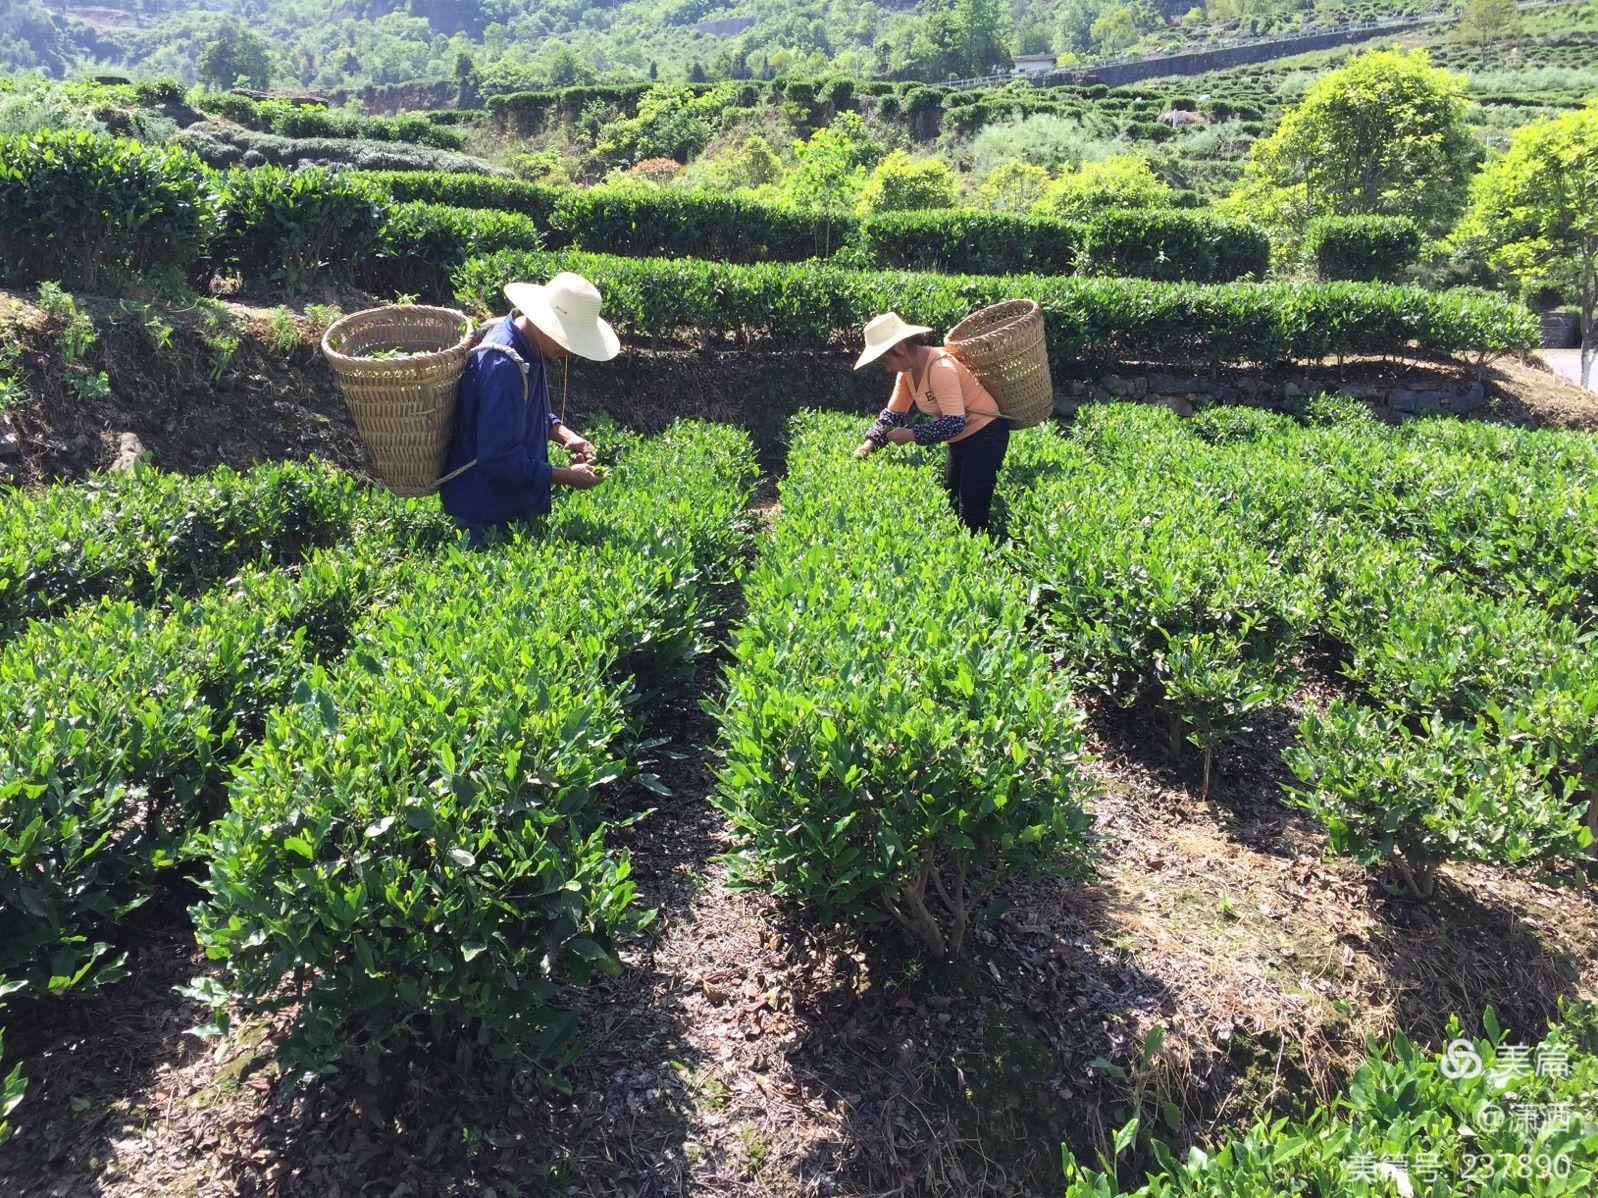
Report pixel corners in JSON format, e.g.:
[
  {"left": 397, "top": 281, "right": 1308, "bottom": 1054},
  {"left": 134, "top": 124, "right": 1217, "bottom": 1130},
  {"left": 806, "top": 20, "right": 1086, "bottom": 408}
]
[{"left": 439, "top": 272, "right": 619, "bottom": 546}]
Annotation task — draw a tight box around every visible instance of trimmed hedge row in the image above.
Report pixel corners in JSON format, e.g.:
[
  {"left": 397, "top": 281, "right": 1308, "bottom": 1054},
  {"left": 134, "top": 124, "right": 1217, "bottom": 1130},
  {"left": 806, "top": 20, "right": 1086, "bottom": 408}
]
[
  {"left": 857, "top": 207, "right": 1269, "bottom": 283},
  {"left": 1307, "top": 214, "right": 1423, "bottom": 282},
  {"left": 1057, "top": 404, "right": 1598, "bottom": 895},
  {"left": 0, "top": 131, "right": 214, "bottom": 291},
  {"left": 855, "top": 208, "right": 1079, "bottom": 276},
  {"left": 0, "top": 545, "right": 402, "bottom": 1001},
  {"left": 0, "top": 460, "right": 364, "bottom": 637},
  {"left": 454, "top": 248, "right": 1541, "bottom": 367},
  {"left": 173, "top": 122, "right": 505, "bottom": 176},
  {"left": 191, "top": 424, "right": 757, "bottom": 1080},
  {"left": 360, "top": 170, "right": 1267, "bottom": 281},
  {"left": 711, "top": 412, "right": 1092, "bottom": 959},
  {"left": 1003, "top": 409, "right": 1302, "bottom": 796},
  {"left": 189, "top": 92, "right": 467, "bottom": 151},
  {"left": 367, "top": 200, "right": 544, "bottom": 296}
]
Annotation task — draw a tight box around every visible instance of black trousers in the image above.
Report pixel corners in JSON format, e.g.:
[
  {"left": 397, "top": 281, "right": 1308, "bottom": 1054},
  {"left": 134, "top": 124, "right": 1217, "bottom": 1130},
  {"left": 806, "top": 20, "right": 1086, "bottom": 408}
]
[{"left": 942, "top": 418, "right": 1010, "bottom": 533}]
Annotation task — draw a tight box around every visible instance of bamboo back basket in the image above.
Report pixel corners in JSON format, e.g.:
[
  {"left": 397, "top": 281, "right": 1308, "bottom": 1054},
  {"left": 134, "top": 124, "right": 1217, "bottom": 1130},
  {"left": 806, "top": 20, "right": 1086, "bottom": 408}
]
[
  {"left": 321, "top": 305, "right": 476, "bottom": 497},
  {"left": 945, "top": 299, "right": 1054, "bottom": 429}
]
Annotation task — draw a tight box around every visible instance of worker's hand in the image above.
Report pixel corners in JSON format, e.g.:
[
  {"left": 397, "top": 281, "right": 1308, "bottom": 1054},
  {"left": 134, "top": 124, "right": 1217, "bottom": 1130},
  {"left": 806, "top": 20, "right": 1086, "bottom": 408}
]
[
  {"left": 887, "top": 428, "right": 915, "bottom": 445},
  {"left": 566, "top": 437, "right": 596, "bottom": 465},
  {"left": 555, "top": 464, "right": 604, "bottom": 489},
  {"left": 853, "top": 440, "right": 876, "bottom": 460}
]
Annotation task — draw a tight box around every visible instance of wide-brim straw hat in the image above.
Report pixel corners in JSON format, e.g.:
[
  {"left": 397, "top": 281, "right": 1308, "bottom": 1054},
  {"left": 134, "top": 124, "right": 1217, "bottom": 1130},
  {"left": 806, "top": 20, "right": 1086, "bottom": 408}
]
[
  {"left": 504, "top": 272, "right": 620, "bottom": 362},
  {"left": 854, "top": 311, "right": 933, "bottom": 370}
]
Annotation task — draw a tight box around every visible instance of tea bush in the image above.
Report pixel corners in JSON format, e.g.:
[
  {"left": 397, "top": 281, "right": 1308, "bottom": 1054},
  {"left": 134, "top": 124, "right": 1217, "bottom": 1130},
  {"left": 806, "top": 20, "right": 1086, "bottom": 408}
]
[
  {"left": 361, "top": 169, "right": 1268, "bottom": 282},
  {"left": 1082, "top": 209, "right": 1270, "bottom": 283},
  {"left": 0, "top": 545, "right": 401, "bottom": 1001},
  {"left": 173, "top": 122, "right": 503, "bottom": 176},
  {"left": 1064, "top": 1011, "right": 1598, "bottom": 1196},
  {"left": 0, "top": 460, "right": 364, "bottom": 637},
  {"left": 361, "top": 169, "right": 563, "bottom": 226},
  {"left": 211, "top": 166, "right": 390, "bottom": 291},
  {"left": 366, "top": 200, "right": 543, "bottom": 297},
  {"left": 711, "top": 412, "right": 1092, "bottom": 959},
  {"left": 455, "top": 248, "right": 1540, "bottom": 371},
  {"left": 191, "top": 423, "right": 756, "bottom": 1080},
  {"left": 1033, "top": 405, "right": 1598, "bottom": 892},
  {"left": 1004, "top": 407, "right": 1304, "bottom": 795},
  {"left": 190, "top": 93, "right": 467, "bottom": 151},
  {"left": 547, "top": 186, "right": 855, "bottom": 263},
  {"left": 0, "top": 131, "right": 213, "bottom": 290},
  {"left": 854, "top": 209, "right": 1081, "bottom": 275},
  {"left": 1307, "top": 214, "right": 1423, "bottom": 282}
]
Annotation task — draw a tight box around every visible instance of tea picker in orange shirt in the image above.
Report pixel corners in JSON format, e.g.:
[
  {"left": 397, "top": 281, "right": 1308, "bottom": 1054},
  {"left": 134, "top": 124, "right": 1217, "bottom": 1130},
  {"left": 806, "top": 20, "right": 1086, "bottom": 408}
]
[{"left": 852, "top": 311, "right": 1011, "bottom": 534}]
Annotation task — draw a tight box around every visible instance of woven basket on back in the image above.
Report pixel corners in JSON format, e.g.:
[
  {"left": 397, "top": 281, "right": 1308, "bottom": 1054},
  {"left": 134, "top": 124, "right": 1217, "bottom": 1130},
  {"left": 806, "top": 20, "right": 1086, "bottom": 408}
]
[
  {"left": 945, "top": 299, "right": 1053, "bottom": 429},
  {"left": 321, "top": 305, "right": 476, "bottom": 497}
]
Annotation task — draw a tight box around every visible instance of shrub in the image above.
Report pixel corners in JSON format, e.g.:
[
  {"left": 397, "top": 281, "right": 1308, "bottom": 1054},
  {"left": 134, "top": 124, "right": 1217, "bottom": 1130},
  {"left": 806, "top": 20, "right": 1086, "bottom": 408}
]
[
  {"left": 973, "top": 160, "right": 1053, "bottom": 214},
  {"left": 174, "top": 121, "right": 504, "bottom": 176},
  {"left": 856, "top": 208, "right": 1080, "bottom": 275},
  {"left": 625, "top": 156, "right": 684, "bottom": 184},
  {"left": 548, "top": 185, "right": 853, "bottom": 263},
  {"left": 0, "top": 131, "right": 213, "bottom": 289},
  {"left": 858, "top": 149, "right": 959, "bottom": 213},
  {"left": 0, "top": 547, "right": 394, "bottom": 1001},
  {"left": 1288, "top": 702, "right": 1583, "bottom": 896},
  {"left": 188, "top": 92, "right": 467, "bottom": 151},
  {"left": 711, "top": 412, "right": 1092, "bottom": 958},
  {"left": 1307, "top": 214, "right": 1423, "bottom": 281},
  {"left": 212, "top": 166, "right": 389, "bottom": 290},
  {"left": 360, "top": 169, "right": 563, "bottom": 228},
  {"left": 1082, "top": 208, "right": 1271, "bottom": 283},
  {"left": 1033, "top": 153, "right": 1173, "bottom": 222},
  {"left": 0, "top": 460, "right": 363, "bottom": 636},
  {"left": 1004, "top": 411, "right": 1300, "bottom": 795},
  {"left": 190, "top": 425, "right": 757, "bottom": 1080},
  {"left": 192, "top": 543, "right": 652, "bottom": 1079},
  {"left": 452, "top": 248, "right": 1542, "bottom": 369},
  {"left": 368, "top": 200, "right": 543, "bottom": 297}
]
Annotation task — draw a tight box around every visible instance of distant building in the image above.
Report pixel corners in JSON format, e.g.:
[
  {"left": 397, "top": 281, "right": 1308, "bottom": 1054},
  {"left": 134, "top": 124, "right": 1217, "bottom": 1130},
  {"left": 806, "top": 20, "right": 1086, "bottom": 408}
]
[{"left": 1011, "top": 53, "right": 1057, "bottom": 76}]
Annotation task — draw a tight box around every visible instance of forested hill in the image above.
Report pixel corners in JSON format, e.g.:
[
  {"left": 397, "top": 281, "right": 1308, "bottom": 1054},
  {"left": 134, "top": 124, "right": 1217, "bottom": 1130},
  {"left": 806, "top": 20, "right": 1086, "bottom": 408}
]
[{"left": 5, "top": 0, "right": 1455, "bottom": 89}]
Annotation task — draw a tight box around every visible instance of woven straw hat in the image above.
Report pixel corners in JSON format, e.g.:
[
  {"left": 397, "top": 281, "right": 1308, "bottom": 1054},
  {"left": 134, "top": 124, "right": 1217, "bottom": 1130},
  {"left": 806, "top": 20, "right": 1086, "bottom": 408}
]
[
  {"left": 503, "top": 273, "right": 620, "bottom": 362},
  {"left": 854, "top": 311, "right": 933, "bottom": 370}
]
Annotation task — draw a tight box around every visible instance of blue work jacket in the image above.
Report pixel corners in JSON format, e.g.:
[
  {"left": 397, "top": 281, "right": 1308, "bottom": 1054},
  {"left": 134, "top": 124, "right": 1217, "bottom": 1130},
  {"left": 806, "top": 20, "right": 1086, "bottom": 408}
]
[{"left": 438, "top": 315, "right": 560, "bottom": 526}]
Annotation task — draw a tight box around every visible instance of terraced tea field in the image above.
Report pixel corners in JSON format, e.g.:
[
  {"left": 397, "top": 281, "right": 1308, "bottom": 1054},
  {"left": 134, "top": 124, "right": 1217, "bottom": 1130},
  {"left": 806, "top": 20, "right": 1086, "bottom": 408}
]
[{"left": 3, "top": 403, "right": 1597, "bottom": 1196}]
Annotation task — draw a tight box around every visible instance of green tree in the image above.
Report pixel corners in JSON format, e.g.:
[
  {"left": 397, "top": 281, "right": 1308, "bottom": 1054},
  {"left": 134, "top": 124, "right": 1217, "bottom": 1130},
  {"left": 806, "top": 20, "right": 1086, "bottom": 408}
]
[
  {"left": 1452, "top": 0, "right": 1523, "bottom": 53},
  {"left": 1222, "top": 49, "right": 1480, "bottom": 248},
  {"left": 860, "top": 150, "right": 960, "bottom": 212},
  {"left": 1032, "top": 153, "right": 1172, "bottom": 221},
  {"left": 975, "top": 160, "right": 1053, "bottom": 213},
  {"left": 197, "top": 23, "right": 271, "bottom": 91},
  {"left": 453, "top": 50, "right": 480, "bottom": 109},
  {"left": 1090, "top": 5, "right": 1142, "bottom": 55},
  {"left": 949, "top": 0, "right": 1011, "bottom": 76},
  {"left": 786, "top": 112, "right": 881, "bottom": 211},
  {"left": 1454, "top": 99, "right": 1598, "bottom": 387}
]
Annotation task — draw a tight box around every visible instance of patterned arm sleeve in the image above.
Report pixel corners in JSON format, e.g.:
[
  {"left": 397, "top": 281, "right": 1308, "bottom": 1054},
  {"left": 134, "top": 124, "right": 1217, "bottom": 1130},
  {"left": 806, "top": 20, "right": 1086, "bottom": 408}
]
[
  {"left": 912, "top": 413, "right": 967, "bottom": 445},
  {"left": 913, "top": 356, "right": 967, "bottom": 445},
  {"left": 865, "top": 407, "right": 911, "bottom": 448}
]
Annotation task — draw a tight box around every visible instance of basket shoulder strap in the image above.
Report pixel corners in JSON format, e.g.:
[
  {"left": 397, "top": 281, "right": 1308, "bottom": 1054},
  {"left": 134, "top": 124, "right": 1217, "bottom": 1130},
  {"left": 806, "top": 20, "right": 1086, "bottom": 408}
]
[
  {"left": 470, "top": 342, "right": 530, "bottom": 406},
  {"left": 932, "top": 347, "right": 1009, "bottom": 422},
  {"left": 435, "top": 342, "right": 532, "bottom": 490}
]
